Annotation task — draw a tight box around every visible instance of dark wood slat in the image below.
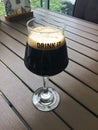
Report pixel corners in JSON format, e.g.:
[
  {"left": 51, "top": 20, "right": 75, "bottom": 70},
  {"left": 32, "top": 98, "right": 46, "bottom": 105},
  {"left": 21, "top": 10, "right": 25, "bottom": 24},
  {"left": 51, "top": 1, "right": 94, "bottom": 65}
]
[
  {"left": 0, "top": 34, "right": 98, "bottom": 97},
  {"left": 28, "top": 13, "right": 98, "bottom": 55},
  {"left": 0, "top": 22, "right": 27, "bottom": 45},
  {"left": 1, "top": 14, "right": 98, "bottom": 52},
  {"left": 2, "top": 18, "right": 98, "bottom": 62},
  {"left": 0, "top": 24, "right": 97, "bottom": 71},
  {"left": 53, "top": 83, "right": 98, "bottom": 130},
  {"left": 33, "top": 13, "right": 98, "bottom": 50},
  {"left": 0, "top": 61, "right": 71, "bottom": 130},
  {"left": 66, "top": 32, "right": 98, "bottom": 51},
  {"left": 0, "top": 10, "right": 98, "bottom": 130},
  {"left": 0, "top": 28, "right": 98, "bottom": 89},
  {"left": 66, "top": 38, "right": 98, "bottom": 61},
  {"left": 0, "top": 94, "right": 27, "bottom": 130},
  {"left": 0, "top": 16, "right": 28, "bottom": 35},
  {"left": 0, "top": 19, "right": 98, "bottom": 66},
  {"left": 33, "top": 8, "right": 98, "bottom": 30},
  {"left": 0, "top": 31, "right": 97, "bottom": 75},
  {"left": 50, "top": 81, "right": 98, "bottom": 130},
  {"left": 50, "top": 71, "right": 98, "bottom": 115},
  {"left": 34, "top": 9, "right": 98, "bottom": 36},
  {"left": 0, "top": 31, "right": 25, "bottom": 58},
  {"left": 0, "top": 42, "right": 98, "bottom": 129},
  {"left": 34, "top": 12, "right": 98, "bottom": 42},
  {"left": 66, "top": 26, "right": 98, "bottom": 41},
  {"left": 68, "top": 48, "right": 98, "bottom": 74},
  {"left": 1, "top": 18, "right": 98, "bottom": 88},
  {"left": 66, "top": 60, "right": 98, "bottom": 91}
]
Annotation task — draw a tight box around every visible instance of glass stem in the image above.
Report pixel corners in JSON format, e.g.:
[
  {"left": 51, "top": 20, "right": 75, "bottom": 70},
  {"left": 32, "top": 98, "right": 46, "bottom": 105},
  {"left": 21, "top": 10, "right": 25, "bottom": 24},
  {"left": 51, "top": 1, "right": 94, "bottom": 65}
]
[{"left": 43, "top": 77, "right": 48, "bottom": 93}]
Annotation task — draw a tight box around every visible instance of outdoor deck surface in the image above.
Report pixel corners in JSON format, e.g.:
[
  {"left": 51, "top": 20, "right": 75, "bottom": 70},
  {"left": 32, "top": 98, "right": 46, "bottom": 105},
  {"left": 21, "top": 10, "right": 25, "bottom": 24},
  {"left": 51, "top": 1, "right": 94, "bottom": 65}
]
[{"left": 0, "top": 8, "right": 98, "bottom": 130}]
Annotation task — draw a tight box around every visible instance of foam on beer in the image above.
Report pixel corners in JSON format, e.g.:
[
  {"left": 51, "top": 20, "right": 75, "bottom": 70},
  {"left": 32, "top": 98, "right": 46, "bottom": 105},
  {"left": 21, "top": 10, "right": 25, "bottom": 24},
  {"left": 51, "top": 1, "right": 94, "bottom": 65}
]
[{"left": 28, "top": 26, "right": 66, "bottom": 50}]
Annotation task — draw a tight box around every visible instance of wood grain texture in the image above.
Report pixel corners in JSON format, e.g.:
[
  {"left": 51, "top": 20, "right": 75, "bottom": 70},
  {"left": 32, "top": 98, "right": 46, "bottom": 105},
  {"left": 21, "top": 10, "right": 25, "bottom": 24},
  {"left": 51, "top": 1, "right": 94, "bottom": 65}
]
[
  {"left": 0, "top": 61, "right": 70, "bottom": 130},
  {"left": 0, "top": 8, "right": 98, "bottom": 130},
  {"left": 33, "top": 8, "right": 98, "bottom": 30},
  {"left": 0, "top": 36, "right": 98, "bottom": 130},
  {"left": 0, "top": 95, "right": 27, "bottom": 130}
]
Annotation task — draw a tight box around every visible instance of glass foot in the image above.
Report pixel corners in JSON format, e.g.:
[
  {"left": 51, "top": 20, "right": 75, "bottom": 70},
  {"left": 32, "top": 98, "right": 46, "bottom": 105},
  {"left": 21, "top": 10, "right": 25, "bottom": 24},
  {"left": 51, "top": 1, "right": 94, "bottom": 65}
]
[{"left": 32, "top": 87, "right": 60, "bottom": 111}]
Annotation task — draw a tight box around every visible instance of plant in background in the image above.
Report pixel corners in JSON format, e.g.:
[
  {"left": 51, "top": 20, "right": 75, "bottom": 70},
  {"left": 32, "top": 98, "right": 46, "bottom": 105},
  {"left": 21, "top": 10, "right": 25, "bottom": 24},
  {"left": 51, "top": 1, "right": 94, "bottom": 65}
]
[
  {"left": 0, "top": 0, "right": 75, "bottom": 16},
  {"left": 0, "top": 1, "right": 6, "bottom": 15},
  {"left": 50, "top": 0, "right": 62, "bottom": 12}
]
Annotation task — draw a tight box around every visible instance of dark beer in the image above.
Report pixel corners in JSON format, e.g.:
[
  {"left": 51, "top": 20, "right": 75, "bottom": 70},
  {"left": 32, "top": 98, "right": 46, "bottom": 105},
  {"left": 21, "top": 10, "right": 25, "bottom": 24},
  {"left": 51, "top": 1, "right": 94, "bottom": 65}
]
[{"left": 24, "top": 26, "right": 68, "bottom": 76}]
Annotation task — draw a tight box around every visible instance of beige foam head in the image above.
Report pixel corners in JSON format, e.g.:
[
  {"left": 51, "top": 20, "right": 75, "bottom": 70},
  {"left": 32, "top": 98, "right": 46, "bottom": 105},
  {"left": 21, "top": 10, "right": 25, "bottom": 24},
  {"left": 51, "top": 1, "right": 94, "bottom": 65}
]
[{"left": 28, "top": 26, "right": 66, "bottom": 50}]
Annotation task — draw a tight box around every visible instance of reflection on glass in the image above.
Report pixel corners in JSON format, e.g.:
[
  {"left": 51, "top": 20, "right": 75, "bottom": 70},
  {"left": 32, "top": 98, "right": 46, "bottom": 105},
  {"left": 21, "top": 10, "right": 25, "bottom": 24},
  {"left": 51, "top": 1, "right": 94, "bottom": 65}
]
[{"left": 24, "top": 18, "right": 69, "bottom": 111}]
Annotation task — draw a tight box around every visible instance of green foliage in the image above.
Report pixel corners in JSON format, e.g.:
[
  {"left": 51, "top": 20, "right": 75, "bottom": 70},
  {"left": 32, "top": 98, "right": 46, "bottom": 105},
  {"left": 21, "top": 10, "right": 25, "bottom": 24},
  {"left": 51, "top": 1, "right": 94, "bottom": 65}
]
[
  {"left": 0, "top": 2, "right": 6, "bottom": 16},
  {"left": 50, "top": 0, "right": 62, "bottom": 12},
  {"left": 31, "top": 0, "right": 62, "bottom": 12},
  {"left": 0, "top": 0, "right": 62, "bottom": 16},
  {"left": 31, "top": 0, "right": 40, "bottom": 8}
]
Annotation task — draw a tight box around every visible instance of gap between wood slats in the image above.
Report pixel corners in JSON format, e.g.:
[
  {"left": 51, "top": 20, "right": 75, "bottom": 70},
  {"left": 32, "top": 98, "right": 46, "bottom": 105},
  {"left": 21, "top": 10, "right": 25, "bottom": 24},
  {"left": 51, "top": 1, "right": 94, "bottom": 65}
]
[
  {"left": 0, "top": 38, "right": 98, "bottom": 92},
  {"left": 33, "top": 8, "right": 98, "bottom": 31},
  {"left": 32, "top": 9, "right": 98, "bottom": 38},
  {"left": 0, "top": 60, "right": 98, "bottom": 130},
  {"left": 33, "top": 10, "right": 98, "bottom": 37},
  {"left": 0, "top": 26, "right": 98, "bottom": 74},
  {"left": 49, "top": 79, "right": 98, "bottom": 119},
  {"left": 0, "top": 22, "right": 98, "bottom": 74},
  {"left": 1, "top": 17, "right": 98, "bottom": 52},
  {"left": 2, "top": 43, "right": 98, "bottom": 120},
  {"left": 0, "top": 19, "right": 97, "bottom": 90},
  {"left": 66, "top": 36, "right": 98, "bottom": 52},
  {"left": 0, "top": 30, "right": 98, "bottom": 88},
  {"left": 0, "top": 91, "right": 32, "bottom": 130},
  {"left": 0, "top": 61, "right": 73, "bottom": 130},
  {"left": 33, "top": 13, "right": 98, "bottom": 44},
  {"left": 0, "top": 21, "right": 98, "bottom": 62}
]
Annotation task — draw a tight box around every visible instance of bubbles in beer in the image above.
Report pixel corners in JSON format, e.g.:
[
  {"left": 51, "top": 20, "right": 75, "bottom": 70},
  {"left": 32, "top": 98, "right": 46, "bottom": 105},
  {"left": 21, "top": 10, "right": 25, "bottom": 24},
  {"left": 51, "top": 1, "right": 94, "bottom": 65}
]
[{"left": 28, "top": 26, "right": 66, "bottom": 50}]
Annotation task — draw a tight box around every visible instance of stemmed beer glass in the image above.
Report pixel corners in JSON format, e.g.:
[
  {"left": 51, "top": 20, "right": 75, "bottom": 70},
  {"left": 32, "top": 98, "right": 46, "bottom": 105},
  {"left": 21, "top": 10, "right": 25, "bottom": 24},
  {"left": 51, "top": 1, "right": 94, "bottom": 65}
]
[{"left": 24, "top": 18, "right": 69, "bottom": 111}]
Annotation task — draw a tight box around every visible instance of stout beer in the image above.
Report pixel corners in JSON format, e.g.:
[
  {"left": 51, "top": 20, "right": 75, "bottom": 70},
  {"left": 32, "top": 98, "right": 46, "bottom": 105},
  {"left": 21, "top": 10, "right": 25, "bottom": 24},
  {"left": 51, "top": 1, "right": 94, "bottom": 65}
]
[{"left": 24, "top": 26, "right": 68, "bottom": 76}]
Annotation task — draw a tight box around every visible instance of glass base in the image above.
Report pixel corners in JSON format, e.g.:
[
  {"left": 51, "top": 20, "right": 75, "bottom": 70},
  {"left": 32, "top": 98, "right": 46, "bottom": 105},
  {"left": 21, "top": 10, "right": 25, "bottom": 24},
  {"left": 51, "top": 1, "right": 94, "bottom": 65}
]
[{"left": 32, "top": 87, "right": 60, "bottom": 111}]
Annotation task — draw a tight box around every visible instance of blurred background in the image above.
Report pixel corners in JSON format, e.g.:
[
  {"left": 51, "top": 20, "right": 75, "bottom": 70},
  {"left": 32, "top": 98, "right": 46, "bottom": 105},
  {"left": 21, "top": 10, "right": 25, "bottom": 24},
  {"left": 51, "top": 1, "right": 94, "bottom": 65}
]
[{"left": 0, "top": 0, "right": 76, "bottom": 16}]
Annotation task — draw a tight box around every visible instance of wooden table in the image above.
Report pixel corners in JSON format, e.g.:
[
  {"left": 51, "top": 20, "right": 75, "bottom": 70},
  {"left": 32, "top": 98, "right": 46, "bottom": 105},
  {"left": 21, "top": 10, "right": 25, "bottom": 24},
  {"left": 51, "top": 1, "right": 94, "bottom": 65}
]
[{"left": 0, "top": 8, "right": 98, "bottom": 130}]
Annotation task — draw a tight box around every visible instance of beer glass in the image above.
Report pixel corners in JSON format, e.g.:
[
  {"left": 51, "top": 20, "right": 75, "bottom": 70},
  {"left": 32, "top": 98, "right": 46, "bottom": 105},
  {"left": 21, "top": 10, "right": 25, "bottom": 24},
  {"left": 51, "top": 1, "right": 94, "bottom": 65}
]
[{"left": 24, "top": 18, "right": 69, "bottom": 111}]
